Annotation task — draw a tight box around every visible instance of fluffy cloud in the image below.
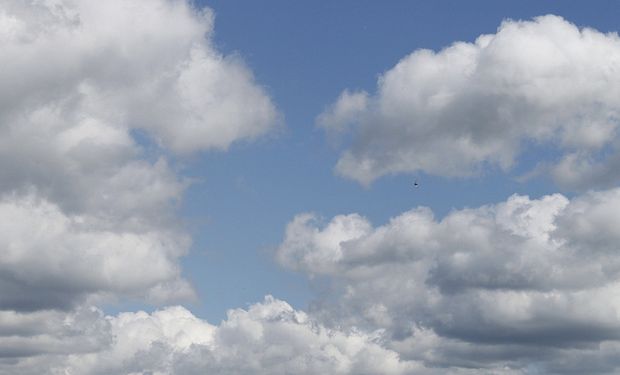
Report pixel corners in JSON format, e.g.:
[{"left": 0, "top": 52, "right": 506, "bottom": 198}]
[
  {"left": 319, "top": 15, "right": 620, "bottom": 188},
  {"left": 0, "top": 0, "right": 278, "bottom": 153},
  {"left": 0, "top": 195, "right": 193, "bottom": 311},
  {"left": 0, "top": 105, "right": 184, "bottom": 227},
  {"left": 0, "top": 0, "right": 280, "bottom": 310},
  {"left": 0, "top": 0, "right": 278, "bottom": 233},
  {"left": 0, "top": 0, "right": 279, "bottom": 228},
  {"left": 0, "top": 0, "right": 280, "bottom": 370},
  {"left": 0, "top": 297, "right": 418, "bottom": 375},
  {"left": 277, "top": 188, "right": 620, "bottom": 373}
]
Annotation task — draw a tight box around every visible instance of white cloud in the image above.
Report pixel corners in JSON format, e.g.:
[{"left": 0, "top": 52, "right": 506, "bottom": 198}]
[
  {"left": 0, "top": 0, "right": 280, "bottom": 363},
  {"left": 0, "top": 0, "right": 279, "bottom": 153},
  {"left": 276, "top": 213, "right": 373, "bottom": 275},
  {"left": 0, "top": 108, "right": 185, "bottom": 227},
  {"left": 277, "top": 188, "right": 620, "bottom": 373},
  {"left": 4, "top": 3, "right": 619, "bottom": 374},
  {"left": 318, "top": 90, "right": 370, "bottom": 136},
  {"left": 0, "top": 297, "right": 418, "bottom": 375},
  {"left": 0, "top": 194, "right": 193, "bottom": 311},
  {"left": 319, "top": 15, "right": 620, "bottom": 188},
  {"left": 0, "top": 0, "right": 281, "bottom": 310}
]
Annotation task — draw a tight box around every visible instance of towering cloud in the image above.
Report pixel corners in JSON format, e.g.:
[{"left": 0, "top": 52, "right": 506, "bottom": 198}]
[{"left": 319, "top": 15, "right": 620, "bottom": 189}]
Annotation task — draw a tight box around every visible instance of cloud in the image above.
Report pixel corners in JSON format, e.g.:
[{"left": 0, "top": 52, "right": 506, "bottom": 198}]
[
  {"left": 319, "top": 15, "right": 620, "bottom": 188},
  {"left": 318, "top": 90, "right": 370, "bottom": 137},
  {"left": 0, "top": 194, "right": 194, "bottom": 311},
  {"left": 0, "top": 307, "right": 110, "bottom": 360},
  {"left": 0, "top": 0, "right": 281, "bottom": 310},
  {"left": 0, "top": 0, "right": 279, "bottom": 154},
  {"left": 0, "top": 0, "right": 280, "bottom": 367},
  {"left": 277, "top": 188, "right": 620, "bottom": 373},
  {"left": 0, "top": 105, "right": 184, "bottom": 227},
  {"left": 0, "top": 297, "right": 418, "bottom": 375},
  {"left": 4, "top": 3, "right": 619, "bottom": 374}
]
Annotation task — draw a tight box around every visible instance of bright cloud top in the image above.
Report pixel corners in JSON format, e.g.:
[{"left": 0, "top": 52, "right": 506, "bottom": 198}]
[
  {"left": 277, "top": 188, "right": 620, "bottom": 373},
  {"left": 319, "top": 15, "right": 620, "bottom": 188}
]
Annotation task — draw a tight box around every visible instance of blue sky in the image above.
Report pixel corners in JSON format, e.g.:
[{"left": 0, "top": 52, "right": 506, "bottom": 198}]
[{"left": 178, "top": 0, "right": 620, "bottom": 322}]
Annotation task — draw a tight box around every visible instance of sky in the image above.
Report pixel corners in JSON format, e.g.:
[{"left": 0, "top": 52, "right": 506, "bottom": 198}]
[{"left": 3, "top": 1, "right": 620, "bottom": 374}]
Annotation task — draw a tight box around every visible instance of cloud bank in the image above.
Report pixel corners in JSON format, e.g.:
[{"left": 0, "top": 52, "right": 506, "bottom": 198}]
[
  {"left": 319, "top": 15, "right": 620, "bottom": 188},
  {"left": 277, "top": 188, "right": 620, "bottom": 374}
]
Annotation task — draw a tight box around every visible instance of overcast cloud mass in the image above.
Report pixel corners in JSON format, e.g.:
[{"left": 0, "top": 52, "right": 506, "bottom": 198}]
[{"left": 1, "top": 0, "right": 620, "bottom": 374}]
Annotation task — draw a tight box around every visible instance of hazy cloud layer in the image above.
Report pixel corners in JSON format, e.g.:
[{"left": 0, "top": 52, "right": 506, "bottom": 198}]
[
  {"left": 319, "top": 15, "right": 620, "bottom": 188},
  {"left": 277, "top": 188, "right": 620, "bottom": 373}
]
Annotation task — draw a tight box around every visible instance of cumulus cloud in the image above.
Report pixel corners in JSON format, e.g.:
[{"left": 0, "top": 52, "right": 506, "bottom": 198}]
[
  {"left": 319, "top": 15, "right": 620, "bottom": 188},
  {"left": 0, "top": 0, "right": 280, "bottom": 370},
  {"left": 0, "top": 0, "right": 280, "bottom": 309},
  {"left": 0, "top": 297, "right": 418, "bottom": 375},
  {"left": 0, "top": 0, "right": 279, "bottom": 153},
  {"left": 0, "top": 105, "right": 184, "bottom": 227},
  {"left": 5, "top": 2, "right": 620, "bottom": 374},
  {"left": 0, "top": 0, "right": 279, "bottom": 233},
  {"left": 0, "top": 195, "right": 193, "bottom": 311},
  {"left": 277, "top": 188, "right": 620, "bottom": 373}
]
